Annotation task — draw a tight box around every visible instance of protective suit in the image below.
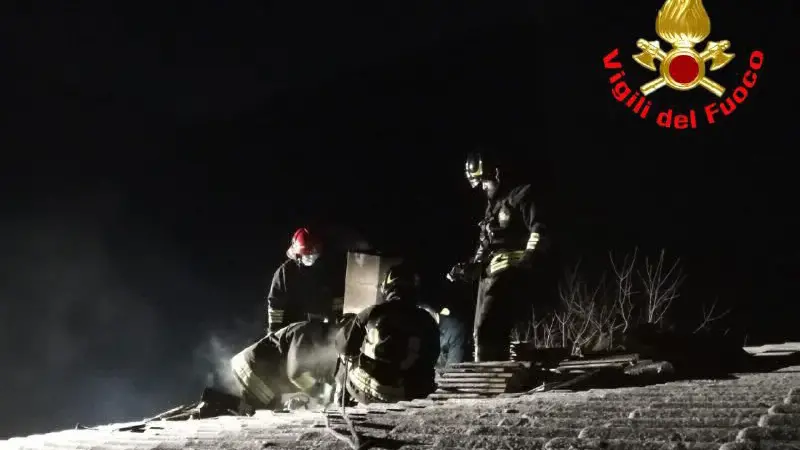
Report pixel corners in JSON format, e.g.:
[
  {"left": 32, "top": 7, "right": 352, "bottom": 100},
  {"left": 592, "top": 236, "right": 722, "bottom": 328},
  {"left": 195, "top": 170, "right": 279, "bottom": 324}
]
[
  {"left": 230, "top": 318, "right": 347, "bottom": 410},
  {"left": 265, "top": 228, "right": 344, "bottom": 332},
  {"left": 448, "top": 152, "right": 548, "bottom": 362},
  {"left": 334, "top": 262, "right": 440, "bottom": 404}
]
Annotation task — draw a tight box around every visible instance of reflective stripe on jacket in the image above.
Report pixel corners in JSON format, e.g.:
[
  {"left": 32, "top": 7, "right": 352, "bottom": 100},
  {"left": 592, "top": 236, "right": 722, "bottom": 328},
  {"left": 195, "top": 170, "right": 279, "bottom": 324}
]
[{"left": 346, "top": 366, "right": 405, "bottom": 403}]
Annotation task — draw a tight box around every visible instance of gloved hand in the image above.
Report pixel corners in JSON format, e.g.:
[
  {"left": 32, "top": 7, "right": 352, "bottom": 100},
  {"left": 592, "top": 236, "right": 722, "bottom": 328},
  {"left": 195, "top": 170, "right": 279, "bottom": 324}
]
[
  {"left": 284, "top": 393, "right": 312, "bottom": 411},
  {"left": 445, "top": 263, "right": 464, "bottom": 282},
  {"left": 446, "top": 262, "right": 481, "bottom": 282}
]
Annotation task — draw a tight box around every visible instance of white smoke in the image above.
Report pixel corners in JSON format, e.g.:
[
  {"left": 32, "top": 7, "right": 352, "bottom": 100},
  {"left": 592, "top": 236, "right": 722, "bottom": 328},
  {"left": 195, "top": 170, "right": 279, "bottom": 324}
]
[
  {"left": 191, "top": 311, "right": 263, "bottom": 397},
  {"left": 194, "top": 334, "right": 243, "bottom": 396},
  {"left": 0, "top": 191, "right": 210, "bottom": 437}
]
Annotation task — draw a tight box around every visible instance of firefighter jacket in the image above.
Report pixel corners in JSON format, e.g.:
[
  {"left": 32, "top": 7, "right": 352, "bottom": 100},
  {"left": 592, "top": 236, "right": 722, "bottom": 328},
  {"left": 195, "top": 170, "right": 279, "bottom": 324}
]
[
  {"left": 474, "top": 183, "right": 546, "bottom": 277},
  {"left": 334, "top": 292, "right": 440, "bottom": 403},
  {"left": 265, "top": 259, "right": 344, "bottom": 333},
  {"left": 230, "top": 320, "right": 340, "bottom": 408}
]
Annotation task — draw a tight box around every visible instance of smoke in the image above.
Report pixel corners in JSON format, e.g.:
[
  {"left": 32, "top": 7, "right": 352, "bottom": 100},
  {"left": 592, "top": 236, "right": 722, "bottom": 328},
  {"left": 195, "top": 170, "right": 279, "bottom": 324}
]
[
  {"left": 291, "top": 334, "right": 341, "bottom": 384},
  {"left": 0, "top": 190, "right": 357, "bottom": 439},
  {"left": 0, "top": 191, "right": 234, "bottom": 438},
  {"left": 191, "top": 313, "right": 263, "bottom": 397}
]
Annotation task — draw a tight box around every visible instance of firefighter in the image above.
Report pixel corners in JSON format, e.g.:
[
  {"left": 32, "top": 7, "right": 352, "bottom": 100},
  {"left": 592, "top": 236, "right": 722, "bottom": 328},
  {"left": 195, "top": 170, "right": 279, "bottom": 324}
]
[
  {"left": 419, "top": 299, "right": 470, "bottom": 367},
  {"left": 265, "top": 228, "right": 344, "bottom": 333},
  {"left": 334, "top": 262, "right": 440, "bottom": 404},
  {"left": 447, "top": 151, "right": 547, "bottom": 362},
  {"left": 230, "top": 315, "right": 357, "bottom": 411}
]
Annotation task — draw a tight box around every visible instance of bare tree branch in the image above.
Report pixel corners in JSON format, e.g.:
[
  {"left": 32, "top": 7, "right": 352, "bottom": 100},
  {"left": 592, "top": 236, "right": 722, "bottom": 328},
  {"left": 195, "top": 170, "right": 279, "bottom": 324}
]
[
  {"left": 638, "top": 249, "right": 685, "bottom": 326},
  {"left": 522, "top": 248, "right": 698, "bottom": 352},
  {"left": 694, "top": 298, "right": 731, "bottom": 333},
  {"left": 609, "top": 248, "right": 637, "bottom": 332}
]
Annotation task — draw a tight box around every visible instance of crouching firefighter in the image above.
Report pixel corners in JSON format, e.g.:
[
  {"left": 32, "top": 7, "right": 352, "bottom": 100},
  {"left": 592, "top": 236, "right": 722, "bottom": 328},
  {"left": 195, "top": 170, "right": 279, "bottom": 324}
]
[
  {"left": 447, "top": 151, "right": 548, "bottom": 362},
  {"left": 265, "top": 227, "right": 344, "bottom": 333},
  {"left": 334, "top": 262, "right": 440, "bottom": 404},
  {"left": 229, "top": 316, "right": 355, "bottom": 410}
]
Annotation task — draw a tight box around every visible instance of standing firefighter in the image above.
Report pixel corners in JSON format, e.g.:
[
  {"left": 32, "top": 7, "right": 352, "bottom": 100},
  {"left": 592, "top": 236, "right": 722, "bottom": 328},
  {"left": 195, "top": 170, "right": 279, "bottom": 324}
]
[
  {"left": 266, "top": 228, "right": 344, "bottom": 333},
  {"left": 334, "top": 262, "right": 440, "bottom": 404},
  {"left": 447, "top": 151, "right": 547, "bottom": 362},
  {"left": 230, "top": 316, "right": 355, "bottom": 411}
]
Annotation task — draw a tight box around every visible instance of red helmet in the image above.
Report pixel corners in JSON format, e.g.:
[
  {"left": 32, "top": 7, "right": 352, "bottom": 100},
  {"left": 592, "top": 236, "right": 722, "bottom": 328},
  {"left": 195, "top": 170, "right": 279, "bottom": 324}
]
[{"left": 286, "top": 228, "right": 321, "bottom": 259}]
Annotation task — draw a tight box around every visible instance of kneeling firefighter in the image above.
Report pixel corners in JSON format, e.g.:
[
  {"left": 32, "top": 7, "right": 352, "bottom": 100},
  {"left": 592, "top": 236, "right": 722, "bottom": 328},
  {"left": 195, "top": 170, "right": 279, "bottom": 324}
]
[
  {"left": 447, "top": 151, "right": 548, "bottom": 362},
  {"left": 230, "top": 315, "right": 356, "bottom": 410},
  {"left": 334, "top": 262, "right": 440, "bottom": 404}
]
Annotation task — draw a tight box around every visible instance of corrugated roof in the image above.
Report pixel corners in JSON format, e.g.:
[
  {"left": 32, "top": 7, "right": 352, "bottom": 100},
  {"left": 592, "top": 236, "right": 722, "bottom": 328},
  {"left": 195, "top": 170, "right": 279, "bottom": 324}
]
[{"left": 3, "top": 366, "right": 799, "bottom": 450}]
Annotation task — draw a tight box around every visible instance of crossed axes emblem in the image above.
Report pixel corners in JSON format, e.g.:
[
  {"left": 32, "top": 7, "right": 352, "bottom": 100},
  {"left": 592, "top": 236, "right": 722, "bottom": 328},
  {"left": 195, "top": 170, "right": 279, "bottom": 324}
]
[{"left": 633, "top": 39, "right": 735, "bottom": 97}]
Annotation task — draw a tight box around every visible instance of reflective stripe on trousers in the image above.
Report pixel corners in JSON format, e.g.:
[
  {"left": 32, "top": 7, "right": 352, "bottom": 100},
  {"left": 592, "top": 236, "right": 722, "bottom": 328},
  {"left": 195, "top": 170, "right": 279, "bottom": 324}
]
[{"left": 230, "top": 351, "right": 275, "bottom": 406}]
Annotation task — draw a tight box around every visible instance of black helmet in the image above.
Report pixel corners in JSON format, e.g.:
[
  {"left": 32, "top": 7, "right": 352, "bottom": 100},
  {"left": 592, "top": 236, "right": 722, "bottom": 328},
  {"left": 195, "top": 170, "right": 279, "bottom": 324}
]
[
  {"left": 465, "top": 152, "right": 499, "bottom": 188},
  {"left": 379, "top": 262, "right": 421, "bottom": 298}
]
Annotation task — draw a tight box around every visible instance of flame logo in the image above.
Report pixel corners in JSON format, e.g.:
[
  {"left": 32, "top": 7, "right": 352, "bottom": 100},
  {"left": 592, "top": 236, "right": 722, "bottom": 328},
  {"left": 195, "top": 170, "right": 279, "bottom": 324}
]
[
  {"left": 632, "top": 0, "right": 734, "bottom": 97},
  {"left": 656, "top": 0, "right": 711, "bottom": 47}
]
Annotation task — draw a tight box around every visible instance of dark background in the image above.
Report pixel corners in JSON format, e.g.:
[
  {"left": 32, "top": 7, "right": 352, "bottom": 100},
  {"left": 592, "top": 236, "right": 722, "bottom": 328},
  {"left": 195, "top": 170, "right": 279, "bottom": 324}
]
[{"left": 1, "top": 1, "right": 796, "bottom": 438}]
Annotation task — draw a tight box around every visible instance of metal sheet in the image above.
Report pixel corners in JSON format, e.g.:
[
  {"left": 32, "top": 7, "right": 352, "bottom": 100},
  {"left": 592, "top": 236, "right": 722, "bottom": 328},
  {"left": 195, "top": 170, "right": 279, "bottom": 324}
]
[{"left": 343, "top": 252, "right": 402, "bottom": 314}]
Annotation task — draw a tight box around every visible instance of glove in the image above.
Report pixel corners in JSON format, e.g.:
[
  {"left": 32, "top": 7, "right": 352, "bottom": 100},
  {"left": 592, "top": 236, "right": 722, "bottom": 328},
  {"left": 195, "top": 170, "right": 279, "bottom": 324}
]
[
  {"left": 446, "top": 262, "right": 481, "bottom": 282},
  {"left": 445, "top": 263, "right": 463, "bottom": 282},
  {"left": 284, "top": 393, "right": 312, "bottom": 411}
]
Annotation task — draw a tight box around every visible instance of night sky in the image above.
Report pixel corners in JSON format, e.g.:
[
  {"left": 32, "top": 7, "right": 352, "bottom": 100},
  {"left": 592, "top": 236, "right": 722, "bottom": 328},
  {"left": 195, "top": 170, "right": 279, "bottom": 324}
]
[{"left": 1, "top": 1, "right": 797, "bottom": 438}]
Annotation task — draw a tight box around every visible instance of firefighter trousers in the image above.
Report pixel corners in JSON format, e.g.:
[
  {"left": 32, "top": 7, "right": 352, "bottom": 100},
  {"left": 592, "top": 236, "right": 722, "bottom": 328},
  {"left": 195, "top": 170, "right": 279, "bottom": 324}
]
[
  {"left": 438, "top": 315, "right": 470, "bottom": 367},
  {"left": 473, "top": 267, "right": 531, "bottom": 362},
  {"left": 230, "top": 337, "right": 294, "bottom": 410}
]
